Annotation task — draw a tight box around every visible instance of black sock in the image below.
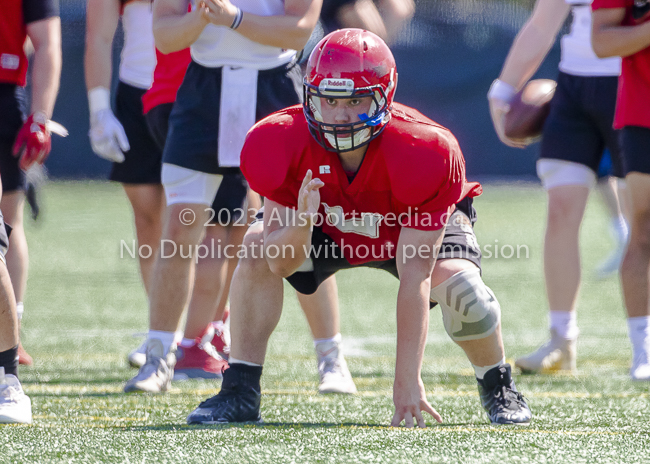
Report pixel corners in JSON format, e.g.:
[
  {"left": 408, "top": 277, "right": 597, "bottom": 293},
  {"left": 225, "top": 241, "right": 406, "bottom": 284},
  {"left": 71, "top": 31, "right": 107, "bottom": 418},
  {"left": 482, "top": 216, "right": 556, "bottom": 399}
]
[
  {"left": 223, "top": 363, "right": 263, "bottom": 392},
  {"left": 0, "top": 345, "right": 18, "bottom": 377}
]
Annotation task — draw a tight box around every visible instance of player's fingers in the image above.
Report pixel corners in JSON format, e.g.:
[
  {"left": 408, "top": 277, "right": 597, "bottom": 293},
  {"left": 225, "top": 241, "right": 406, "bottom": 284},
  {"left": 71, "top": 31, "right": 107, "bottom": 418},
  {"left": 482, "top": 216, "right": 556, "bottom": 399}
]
[
  {"left": 404, "top": 411, "right": 414, "bottom": 428},
  {"left": 115, "top": 125, "right": 131, "bottom": 152},
  {"left": 300, "top": 169, "right": 313, "bottom": 190},
  {"left": 390, "top": 411, "right": 403, "bottom": 427},
  {"left": 306, "top": 178, "right": 324, "bottom": 191},
  {"left": 422, "top": 401, "right": 443, "bottom": 423},
  {"left": 415, "top": 410, "right": 426, "bottom": 429}
]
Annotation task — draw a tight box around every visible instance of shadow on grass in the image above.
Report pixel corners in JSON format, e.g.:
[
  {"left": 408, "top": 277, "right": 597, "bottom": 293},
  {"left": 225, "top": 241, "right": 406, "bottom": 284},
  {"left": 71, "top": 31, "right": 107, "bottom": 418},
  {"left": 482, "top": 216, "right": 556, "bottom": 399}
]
[{"left": 121, "top": 422, "right": 479, "bottom": 432}]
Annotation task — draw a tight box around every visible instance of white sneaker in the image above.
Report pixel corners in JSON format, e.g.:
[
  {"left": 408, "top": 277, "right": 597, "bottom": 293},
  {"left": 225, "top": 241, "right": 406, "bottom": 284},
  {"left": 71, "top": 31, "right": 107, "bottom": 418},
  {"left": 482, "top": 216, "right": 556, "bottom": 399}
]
[
  {"left": 631, "top": 353, "right": 650, "bottom": 381},
  {"left": 315, "top": 339, "right": 357, "bottom": 394},
  {"left": 318, "top": 357, "right": 357, "bottom": 394},
  {"left": 515, "top": 329, "right": 577, "bottom": 374},
  {"left": 124, "top": 339, "right": 175, "bottom": 393},
  {"left": 127, "top": 339, "right": 147, "bottom": 369},
  {"left": 0, "top": 367, "right": 32, "bottom": 424}
]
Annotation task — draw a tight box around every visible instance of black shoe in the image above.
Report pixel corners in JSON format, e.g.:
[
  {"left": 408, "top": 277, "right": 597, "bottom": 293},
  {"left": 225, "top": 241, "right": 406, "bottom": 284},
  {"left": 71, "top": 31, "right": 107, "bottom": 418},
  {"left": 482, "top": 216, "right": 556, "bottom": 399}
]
[
  {"left": 477, "top": 364, "right": 532, "bottom": 425},
  {"left": 186, "top": 364, "right": 262, "bottom": 424}
]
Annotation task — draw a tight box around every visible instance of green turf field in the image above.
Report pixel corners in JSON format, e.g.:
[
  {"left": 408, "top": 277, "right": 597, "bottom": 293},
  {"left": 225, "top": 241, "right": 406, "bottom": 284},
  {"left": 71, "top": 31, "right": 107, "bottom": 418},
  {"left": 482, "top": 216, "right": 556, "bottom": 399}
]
[{"left": 3, "top": 181, "right": 649, "bottom": 463}]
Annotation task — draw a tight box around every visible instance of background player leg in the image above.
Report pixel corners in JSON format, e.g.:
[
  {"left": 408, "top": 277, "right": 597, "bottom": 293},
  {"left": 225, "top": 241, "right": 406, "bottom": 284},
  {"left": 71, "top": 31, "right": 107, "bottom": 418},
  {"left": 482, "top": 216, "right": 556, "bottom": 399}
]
[
  {"left": 620, "top": 173, "right": 650, "bottom": 380},
  {"left": 0, "top": 244, "right": 31, "bottom": 424},
  {"left": 596, "top": 176, "right": 630, "bottom": 278},
  {"left": 516, "top": 184, "right": 589, "bottom": 373},
  {"left": 430, "top": 259, "right": 531, "bottom": 425},
  {"left": 175, "top": 224, "right": 230, "bottom": 380},
  {"left": 298, "top": 276, "right": 357, "bottom": 394},
  {"left": 1, "top": 192, "right": 30, "bottom": 366},
  {"left": 123, "top": 184, "right": 165, "bottom": 368},
  {"left": 124, "top": 202, "right": 209, "bottom": 393},
  {"left": 209, "top": 190, "right": 263, "bottom": 357}
]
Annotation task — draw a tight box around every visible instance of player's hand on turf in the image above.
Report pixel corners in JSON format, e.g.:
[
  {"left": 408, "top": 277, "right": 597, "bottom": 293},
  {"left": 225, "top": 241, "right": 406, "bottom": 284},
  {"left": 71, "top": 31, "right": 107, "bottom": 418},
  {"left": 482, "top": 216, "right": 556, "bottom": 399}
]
[
  {"left": 199, "top": 0, "right": 239, "bottom": 27},
  {"left": 88, "top": 109, "right": 130, "bottom": 163},
  {"left": 297, "top": 169, "right": 324, "bottom": 226},
  {"left": 488, "top": 98, "right": 527, "bottom": 149},
  {"left": 391, "top": 376, "right": 442, "bottom": 428},
  {"left": 12, "top": 112, "right": 52, "bottom": 170}
]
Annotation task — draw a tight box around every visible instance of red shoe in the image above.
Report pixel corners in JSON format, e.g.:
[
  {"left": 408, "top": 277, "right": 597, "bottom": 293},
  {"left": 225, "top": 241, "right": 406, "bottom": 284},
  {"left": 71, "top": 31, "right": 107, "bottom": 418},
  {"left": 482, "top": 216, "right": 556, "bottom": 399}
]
[
  {"left": 17, "top": 342, "right": 33, "bottom": 366},
  {"left": 174, "top": 340, "right": 228, "bottom": 380},
  {"left": 212, "top": 309, "right": 230, "bottom": 360}
]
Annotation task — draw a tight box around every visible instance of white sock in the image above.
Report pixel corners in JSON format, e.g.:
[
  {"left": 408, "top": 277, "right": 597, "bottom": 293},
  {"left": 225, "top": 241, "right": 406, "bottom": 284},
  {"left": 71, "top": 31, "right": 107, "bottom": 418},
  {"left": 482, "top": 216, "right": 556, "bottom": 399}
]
[
  {"left": 148, "top": 330, "right": 176, "bottom": 355},
  {"left": 473, "top": 357, "right": 506, "bottom": 380},
  {"left": 550, "top": 311, "right": 579, "bottom": 340},
  {"left": 229, "top": 357, "right": 262, "bottom": 367},
  {"left": 627, "top": 316, "right": 650, "bottom": 361},
  {"left": 314, "top": 333, "right": 342, "bottom": 361},
  {"left": 16, "top": 302, "right": 23, "bottom": 321}
]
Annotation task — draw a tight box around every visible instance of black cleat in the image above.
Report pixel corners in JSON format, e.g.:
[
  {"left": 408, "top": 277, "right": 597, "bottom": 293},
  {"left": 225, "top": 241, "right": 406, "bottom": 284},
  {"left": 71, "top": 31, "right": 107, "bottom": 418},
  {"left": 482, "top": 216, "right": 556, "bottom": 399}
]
[
  {"left": 477, "top": 364, "right": 532, "bottom": 425},
  {"left": 186, "top": 364, "right": 262, "bottom": 424}
]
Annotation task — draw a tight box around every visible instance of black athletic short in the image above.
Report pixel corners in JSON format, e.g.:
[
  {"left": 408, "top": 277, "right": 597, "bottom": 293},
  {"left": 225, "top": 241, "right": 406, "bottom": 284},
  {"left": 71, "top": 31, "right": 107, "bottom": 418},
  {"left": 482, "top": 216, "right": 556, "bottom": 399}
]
[
  {"left": 620, "top": 126, "right": 650, "bottom": 175},
  {"left": 275, "top": 197, "right": 482, "bottom": 295},
  {"left": 541, "top": 72, "right": 624, "bottom": 178},
  {"left": 163, "top": 60, "right": 303, "bottom": 175},
  {"left": 145, "top": 102, "right": 248, "bottom": 224},
  {"left": 320, "top": 0, "right": 357, "bottom": 33},
  {"left": 110, "top": 81, "right": 162, "bottom": 184},
  {"left": 0, "top": 84, "right": 28, "bottom": 193}
]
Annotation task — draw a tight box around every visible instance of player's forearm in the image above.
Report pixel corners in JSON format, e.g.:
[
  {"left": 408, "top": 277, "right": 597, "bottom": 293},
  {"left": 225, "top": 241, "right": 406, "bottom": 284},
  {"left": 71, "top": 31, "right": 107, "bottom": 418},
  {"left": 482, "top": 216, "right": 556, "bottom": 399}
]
[
  {"left": 84, "top": 35, "right": 113, "bottom": 91},
  {"left": 394, "top": 268, "right": 431, "bottom": 382},
  {"left": 153, "top": 9, "right": 209, "bottom": 54},
  {"left": 235, "top": 8, "right": 320, "bottom": 51},
  {"left": 29, "top": 25, "right": 61, "bottom": 118},
  {"left": 500, "top": 21, "right": 561, "bottom": 90},
  {"left": 592, "top": 22, "right": 650, "bottom": 58},
  {"left": 264, "top": 222, "right": 313, "bottom": 278}
]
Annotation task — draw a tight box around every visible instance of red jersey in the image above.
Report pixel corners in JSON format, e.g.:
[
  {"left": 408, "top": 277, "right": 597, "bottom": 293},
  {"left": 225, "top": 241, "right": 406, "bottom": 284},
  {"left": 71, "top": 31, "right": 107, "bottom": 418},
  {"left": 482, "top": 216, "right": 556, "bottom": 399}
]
[
  {"left": 593, "top": 0, "right": 650, "bottom": 128},
  {"left": 142, "top": 48, "right": 191, "bottom": 114},
  {"left": 241, "top": 103, "right": 482, "bottom": 265},
  {"left": 0, "top": 0, "right": 59, "bottom": 86}
]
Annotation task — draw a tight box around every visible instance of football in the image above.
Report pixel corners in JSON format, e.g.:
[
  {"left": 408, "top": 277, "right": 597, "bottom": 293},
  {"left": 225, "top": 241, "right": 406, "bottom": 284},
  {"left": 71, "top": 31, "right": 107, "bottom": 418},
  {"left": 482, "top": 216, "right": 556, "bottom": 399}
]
[{"left": 503, "top": 79, "right": 556, "bottom": 143}]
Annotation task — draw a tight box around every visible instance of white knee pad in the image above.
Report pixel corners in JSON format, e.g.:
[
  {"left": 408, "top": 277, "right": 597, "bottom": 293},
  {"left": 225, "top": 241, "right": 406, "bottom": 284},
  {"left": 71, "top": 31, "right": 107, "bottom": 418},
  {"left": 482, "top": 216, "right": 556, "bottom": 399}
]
[
  {"left": 162, "top": 163, "right": 223, "bottom": 206},
  {"left": 536, "top": 159, "right": 596, "bottom": 190},
  {"left": 430, "top": 268, "right": 500, "bottom": 342}
]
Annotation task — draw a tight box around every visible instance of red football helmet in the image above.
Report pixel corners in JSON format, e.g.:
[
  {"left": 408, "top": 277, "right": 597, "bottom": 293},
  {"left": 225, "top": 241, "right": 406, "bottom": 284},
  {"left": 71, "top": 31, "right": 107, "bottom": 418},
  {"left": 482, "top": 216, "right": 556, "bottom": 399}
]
[{"left": 303, "top": 28, "right": 397, "bottom": 152}]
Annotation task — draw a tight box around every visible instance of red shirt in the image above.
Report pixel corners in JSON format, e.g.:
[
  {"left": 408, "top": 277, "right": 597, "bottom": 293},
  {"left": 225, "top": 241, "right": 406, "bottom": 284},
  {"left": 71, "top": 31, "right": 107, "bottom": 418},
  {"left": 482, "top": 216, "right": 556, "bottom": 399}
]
[
  {"left": 142, "top": 48, "right": 191, "bottom": 114},
  {"left": 0, "top": 0, "right": 59, "bottom": 86},
  {"left": 241, "top": 103, "right": 482, "bottom": 265},
  {"left": 593, "top": 0, "right": 650, "bottom": 128}
]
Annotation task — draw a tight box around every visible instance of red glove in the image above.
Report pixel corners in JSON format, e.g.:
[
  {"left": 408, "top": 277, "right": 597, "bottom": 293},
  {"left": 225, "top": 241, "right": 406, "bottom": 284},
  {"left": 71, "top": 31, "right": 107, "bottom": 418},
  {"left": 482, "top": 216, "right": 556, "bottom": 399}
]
[{"left": 12, "top": 112, "right": 51, "bottom": 170}]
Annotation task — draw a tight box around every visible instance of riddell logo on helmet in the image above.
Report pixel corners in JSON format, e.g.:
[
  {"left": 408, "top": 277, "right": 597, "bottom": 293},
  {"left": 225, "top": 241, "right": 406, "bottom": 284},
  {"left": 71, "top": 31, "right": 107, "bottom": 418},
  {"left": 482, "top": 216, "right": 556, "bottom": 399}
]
[{"left": 319, "top": 79, "right": 355, "bottom": 96}]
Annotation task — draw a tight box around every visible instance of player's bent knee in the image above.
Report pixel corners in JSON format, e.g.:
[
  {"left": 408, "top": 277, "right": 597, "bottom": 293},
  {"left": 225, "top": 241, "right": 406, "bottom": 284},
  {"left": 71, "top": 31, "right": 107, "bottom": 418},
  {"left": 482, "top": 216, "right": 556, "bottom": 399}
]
[{"left": 429, "top": 268, "right": 500, "bottom": 342}]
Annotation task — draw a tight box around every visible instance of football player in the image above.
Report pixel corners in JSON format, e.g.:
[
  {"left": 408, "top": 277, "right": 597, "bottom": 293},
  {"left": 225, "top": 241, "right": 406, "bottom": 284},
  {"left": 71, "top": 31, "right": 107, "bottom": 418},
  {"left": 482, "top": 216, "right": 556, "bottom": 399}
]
[
  {"left": 488, "top": 0, "right": 624, "bottom": 375},
  {"left": 187, "top": 29, "right": 532, "bottom": 427},
  {"left": 0, "top": 0, "right": 63, "bottom": 423},
  {"left": 592, "top": 0, "right": 650, "bottom": 379}
]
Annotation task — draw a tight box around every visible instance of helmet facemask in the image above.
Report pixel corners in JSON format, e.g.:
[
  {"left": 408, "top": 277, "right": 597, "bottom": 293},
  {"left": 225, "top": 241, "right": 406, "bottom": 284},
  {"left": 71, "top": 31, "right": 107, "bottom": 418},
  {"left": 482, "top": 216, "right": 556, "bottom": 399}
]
[{"left": 303, "top": 77, "right": 392, "bottom": 152}]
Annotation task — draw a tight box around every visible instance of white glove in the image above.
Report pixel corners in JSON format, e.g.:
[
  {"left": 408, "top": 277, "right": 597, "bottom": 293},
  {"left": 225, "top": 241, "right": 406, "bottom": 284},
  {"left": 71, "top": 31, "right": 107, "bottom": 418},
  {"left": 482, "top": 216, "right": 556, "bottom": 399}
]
[{"left": 87, "top": 87, "right": 130, "bottom": 163}]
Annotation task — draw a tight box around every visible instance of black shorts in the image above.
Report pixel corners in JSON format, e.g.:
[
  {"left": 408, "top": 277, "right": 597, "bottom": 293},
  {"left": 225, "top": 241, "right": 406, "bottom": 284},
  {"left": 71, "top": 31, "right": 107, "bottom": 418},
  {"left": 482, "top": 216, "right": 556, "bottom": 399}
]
[
  {"left": 110, "top": 81, "right": 162, "bottom": 184},
  {"left": 541, "top": 72, "right": 624, "bottom": 178},
  {"left": 163, "top": 60, "right": 303, "bottom": 175},
  {"left": 620, "top": 126, "right": 650, "bottom": 175},
  {"left": 145, "top": 102, "right": 248, "bottom": 224},
  {"left": 0, "top": 84, "right": 27, "bottom": 192},
  {"left": 283, "top": 197, "right": 482, "bottom": 295}
]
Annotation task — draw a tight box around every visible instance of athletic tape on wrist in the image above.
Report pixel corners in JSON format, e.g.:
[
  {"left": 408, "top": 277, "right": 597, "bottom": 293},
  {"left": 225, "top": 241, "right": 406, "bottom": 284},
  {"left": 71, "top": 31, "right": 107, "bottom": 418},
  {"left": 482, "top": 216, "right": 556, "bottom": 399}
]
[{"left": 88, "top": 87, "right": 111, "bottom": 115}]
